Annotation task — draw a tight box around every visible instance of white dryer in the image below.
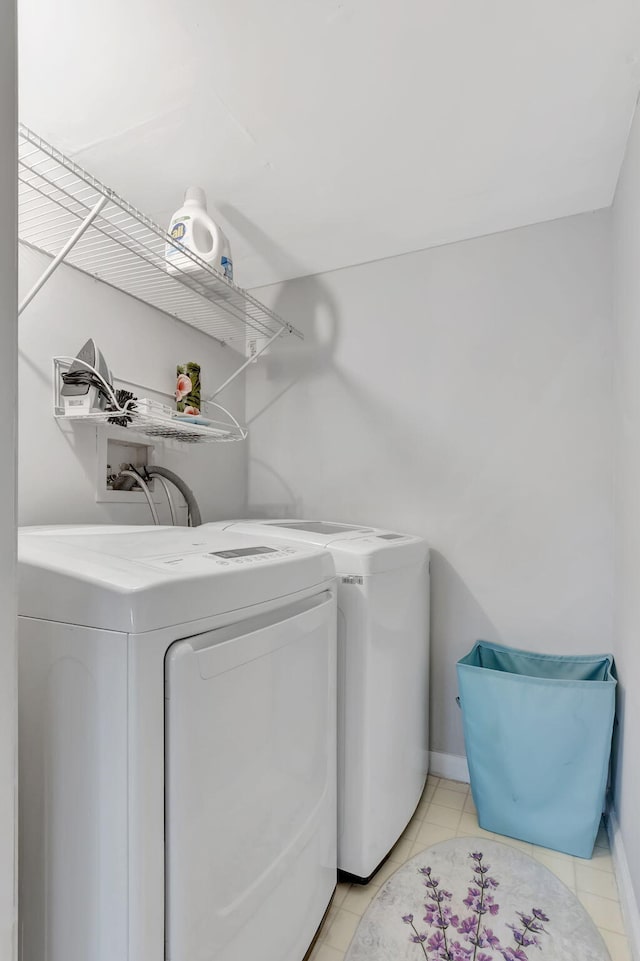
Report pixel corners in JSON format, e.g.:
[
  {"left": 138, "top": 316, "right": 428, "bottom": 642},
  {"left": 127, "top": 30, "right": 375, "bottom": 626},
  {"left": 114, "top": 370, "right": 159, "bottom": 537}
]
[
  {"left": 214, "top": 520, "right": 430, "bottom": 883},
  {"left": 18, "top": 525, "right": 337, "bottom": 961}
]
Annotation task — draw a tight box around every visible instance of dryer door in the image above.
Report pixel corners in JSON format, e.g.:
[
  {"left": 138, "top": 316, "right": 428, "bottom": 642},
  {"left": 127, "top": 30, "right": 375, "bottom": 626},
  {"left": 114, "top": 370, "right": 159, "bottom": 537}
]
[{"left": 164, "top": 590, "right": 337, "bottom": 961}]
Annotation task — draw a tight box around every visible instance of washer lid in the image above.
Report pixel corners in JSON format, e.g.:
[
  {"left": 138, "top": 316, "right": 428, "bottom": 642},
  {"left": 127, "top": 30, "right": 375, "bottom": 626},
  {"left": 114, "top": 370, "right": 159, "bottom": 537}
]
[
  {"left": 321, "top": 534, "right": 429, "bottom": 574},
  {"left": 268, "top": 521, "right": 373, "bottom": 537},
  {"left": 215, "top": 520, "right": 430, "bottom": 575},
  {"left": 18, "top": 525, "right": 335, "bottom": 633}
]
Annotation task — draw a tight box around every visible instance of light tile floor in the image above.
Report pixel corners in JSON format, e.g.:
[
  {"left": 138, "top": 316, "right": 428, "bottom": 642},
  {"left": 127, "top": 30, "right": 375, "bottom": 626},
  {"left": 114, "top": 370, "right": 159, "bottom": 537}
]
[{"left": 310, "top": 775, "right": 631, "bottom": 961}]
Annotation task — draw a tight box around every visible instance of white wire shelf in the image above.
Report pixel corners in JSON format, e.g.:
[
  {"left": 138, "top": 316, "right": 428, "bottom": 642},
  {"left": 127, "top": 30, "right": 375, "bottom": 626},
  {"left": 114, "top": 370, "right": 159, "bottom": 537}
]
[
  {"left": 53, "top": 359, "right": 247, "bottom": 445},
  {"left": 19, "top": 124, "right": 302, "bottom": 353},
  {"left": 55, "top": 406, "right": 245, "bottom": 444}
]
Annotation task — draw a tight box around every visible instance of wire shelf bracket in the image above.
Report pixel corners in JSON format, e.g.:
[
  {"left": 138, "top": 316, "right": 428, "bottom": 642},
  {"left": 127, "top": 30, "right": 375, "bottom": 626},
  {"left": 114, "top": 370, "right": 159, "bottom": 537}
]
[
  {"left": 206, "top": 326, "right": 285, "bottom": 401},
  {"left": 18, "top": 195, "right": 108, "bottom": 315},
  {"left": 18, "top": 124, "right": 302, "bottom": 368}
]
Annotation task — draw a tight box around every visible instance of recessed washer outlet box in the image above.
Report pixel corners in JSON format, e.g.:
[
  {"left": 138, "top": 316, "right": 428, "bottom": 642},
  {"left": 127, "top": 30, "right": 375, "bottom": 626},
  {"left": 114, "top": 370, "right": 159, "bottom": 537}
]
[{"left": 96, "top": 430, "right": 160, "bottom": 504}]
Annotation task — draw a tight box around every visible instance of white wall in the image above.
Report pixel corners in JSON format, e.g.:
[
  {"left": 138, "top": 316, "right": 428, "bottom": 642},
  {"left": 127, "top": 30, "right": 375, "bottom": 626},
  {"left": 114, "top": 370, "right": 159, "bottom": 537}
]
[
  {"left": 612, "top": 101, "right": 640, "bottom": 914},
  {"left": 0, "top": 0, "right": 17, "bottom": 957},
  {"left": 19, "top": 247, "right": 247, "bottom": 526},
  {"left": 247, "top": 211, "right": 614, "bottom": 759}
]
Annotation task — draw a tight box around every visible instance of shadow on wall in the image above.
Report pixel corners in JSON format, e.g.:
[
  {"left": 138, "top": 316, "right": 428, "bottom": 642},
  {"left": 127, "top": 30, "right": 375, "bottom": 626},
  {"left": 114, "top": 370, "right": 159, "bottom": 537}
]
[
  {"left": 222, "top": 209, "right": 453, "bottom": 523},
  {"left": 220, "top": 204, "right": 340, "bottom": 418},
  {"left": 247, "top": 458, "right": 304, "bottom": 519},
  {"left": 248, "top": 353, "right": 461, "bottom": 532},
  {"left": 429, "top": 551, "right": 502, "bottom": 757}
]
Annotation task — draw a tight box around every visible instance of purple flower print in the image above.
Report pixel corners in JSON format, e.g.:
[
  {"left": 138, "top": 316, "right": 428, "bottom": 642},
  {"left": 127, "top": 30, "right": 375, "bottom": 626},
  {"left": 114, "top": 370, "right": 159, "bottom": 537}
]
[
  {"left": 505, "top": 907, "right": 549, "bottom": 953},
  {"left": 464, "top": 888, "right": 482, "bottom": 908},
  {"left": 515, "top": 912, "right": 544, "bottom": 932},
  {"left": 466, "top": 853, "right": 498, "bottom": 958},
  {"left": 532, "top": 909, "right": 549, "bottom": 923},
  {"left": 448, "top": 941, "right": 474, "bottom": 961},
  {"left": 500, "top": 949, "right": 529, "bottom": 961},
  {"left": 484, "top": 929, "right": 500, "bottom": 949},
  {"left": 424, "top": 905, "right": 438, "bottom": 925},
  {"left": 417, "top": 863, "right": 459, "bottom": 957},
  {"left": 403, "top": 912, "right": 430, "bottom": 958},
  {"left": 427, "top": 931, "right": 446, "bottom": 952},
  {"left": 401, "top": 851, "right": 552, "bottom": 961}
]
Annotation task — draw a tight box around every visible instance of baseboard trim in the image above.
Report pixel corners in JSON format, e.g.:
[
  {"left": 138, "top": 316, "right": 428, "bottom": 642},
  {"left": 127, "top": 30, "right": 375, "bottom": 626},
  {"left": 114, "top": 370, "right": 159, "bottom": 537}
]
[
  {"left": 429, "top": 750, "right": 470, "bottom": 783},
  {"left": 607, "top": 808, "right": 640, "bottom": 961}
]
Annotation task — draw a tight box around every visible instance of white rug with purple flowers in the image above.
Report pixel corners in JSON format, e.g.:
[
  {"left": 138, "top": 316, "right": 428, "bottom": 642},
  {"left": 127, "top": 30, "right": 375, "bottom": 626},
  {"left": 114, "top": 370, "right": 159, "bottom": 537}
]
[{"left": 344, "top": 838, "right": 610, "bottom": 961}]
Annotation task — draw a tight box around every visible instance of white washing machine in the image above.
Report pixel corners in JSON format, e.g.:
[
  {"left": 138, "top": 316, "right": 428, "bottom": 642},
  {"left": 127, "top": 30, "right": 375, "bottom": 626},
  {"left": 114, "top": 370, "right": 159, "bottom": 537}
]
[
  {"left": 18, "top": 525, "right": 337, "bottom": 961},
  {"left": 213, "top": 520, "right": 430, "bottom": 883}
]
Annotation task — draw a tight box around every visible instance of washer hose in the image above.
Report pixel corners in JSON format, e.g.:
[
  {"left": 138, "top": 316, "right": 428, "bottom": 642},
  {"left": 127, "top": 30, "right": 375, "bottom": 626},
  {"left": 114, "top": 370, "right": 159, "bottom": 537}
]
[
  {"left": 117, "top": 469, "right": 160, "bottom": 525},
  {"left": 112, "top": 466, "right": 202, "bottom": 527},
  {"left": 155, "top": 475, "right": 177, "bottom": 526},
  {"left": 144, "top": 466, "right": 202, "bottom": 527}
]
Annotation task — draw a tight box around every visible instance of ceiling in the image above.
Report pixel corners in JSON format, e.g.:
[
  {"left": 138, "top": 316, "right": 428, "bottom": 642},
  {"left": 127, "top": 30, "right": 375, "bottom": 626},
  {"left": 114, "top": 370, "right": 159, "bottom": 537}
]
[{"left": 19, "top": 0, "right": 640, "bottom": 289}]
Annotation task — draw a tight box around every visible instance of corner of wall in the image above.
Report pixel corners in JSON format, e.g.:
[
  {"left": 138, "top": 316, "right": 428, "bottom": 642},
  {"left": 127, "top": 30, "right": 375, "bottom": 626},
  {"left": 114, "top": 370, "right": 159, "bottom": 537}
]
[
  {"left": 608, "top": 807, "right": 640, "bottom": 961},
  {"left": 0, "top": 0, "right": 17, "bottom": 957},
  {"left": 429, "top": 751, "right": 470, "bottom": 784}
]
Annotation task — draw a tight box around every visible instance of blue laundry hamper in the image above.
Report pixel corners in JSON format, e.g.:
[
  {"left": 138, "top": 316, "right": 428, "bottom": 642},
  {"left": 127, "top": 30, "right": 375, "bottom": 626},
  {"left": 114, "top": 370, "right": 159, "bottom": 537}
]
[{"left": 456, "top": 641, "right": 616, "bottom": 858}]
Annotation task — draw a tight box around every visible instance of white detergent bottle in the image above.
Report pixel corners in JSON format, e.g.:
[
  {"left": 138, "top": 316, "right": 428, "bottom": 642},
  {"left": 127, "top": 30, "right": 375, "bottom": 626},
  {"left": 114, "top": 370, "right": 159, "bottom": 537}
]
[{"left": 165, "top": 186, "right": 222, "bottom": 275}]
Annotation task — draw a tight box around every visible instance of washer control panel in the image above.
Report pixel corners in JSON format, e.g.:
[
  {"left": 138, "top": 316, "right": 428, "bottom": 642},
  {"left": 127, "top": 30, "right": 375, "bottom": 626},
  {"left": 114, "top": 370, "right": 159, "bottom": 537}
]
[
  {"left": 142, "top": 544, "right": 299, "bottom": 572},
  {"left": 211, "top": 546, "right": 277, "bottom": 558},
  {"left": 209, "top": 545, "right": 296, "bottom": 567}
]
